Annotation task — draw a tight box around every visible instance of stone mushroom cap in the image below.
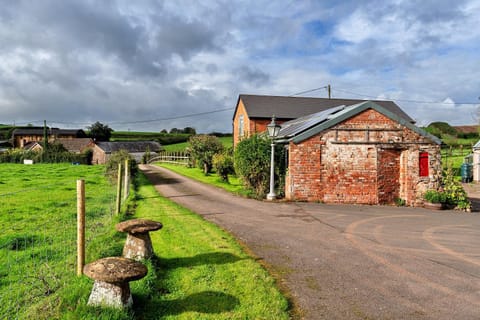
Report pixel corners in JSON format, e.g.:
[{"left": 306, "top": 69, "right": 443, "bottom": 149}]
[
  {"left": 115, "top": 219, "right": 163, "bottom": 234},
  {"left": 83, "top": 257, "right": 148, "bottom": 283}
]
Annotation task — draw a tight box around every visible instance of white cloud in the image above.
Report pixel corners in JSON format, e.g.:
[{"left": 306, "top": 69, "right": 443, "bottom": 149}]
[{"left": 0, "top": 0, "right": 479, "bottom": 132}]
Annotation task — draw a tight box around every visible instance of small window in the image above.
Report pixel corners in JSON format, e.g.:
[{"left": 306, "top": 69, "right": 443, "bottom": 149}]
[
  {"left": 239, "top": 115, "right": 244, "bottom": 137},
  {"left": 419, "top": 152, "right": 429, "bottom": 177}
]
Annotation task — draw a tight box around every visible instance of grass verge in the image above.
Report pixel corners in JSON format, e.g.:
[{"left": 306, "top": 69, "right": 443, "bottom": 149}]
[
  {"left": 156, "top": 163, "right": 251, "bottom": 197},
  {"left": 128, "top": 173, "right": 290, "bottom": 319}
]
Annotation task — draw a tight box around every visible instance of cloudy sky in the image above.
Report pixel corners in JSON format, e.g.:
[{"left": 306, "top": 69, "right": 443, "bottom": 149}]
[{"left": 0, "top": 0, "right": 479, "bottom": 133}]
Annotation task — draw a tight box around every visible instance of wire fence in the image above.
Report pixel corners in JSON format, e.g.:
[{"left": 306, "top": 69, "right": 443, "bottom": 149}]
[{"left": 0, "top": 165, "right": 117, "bottom": 319}]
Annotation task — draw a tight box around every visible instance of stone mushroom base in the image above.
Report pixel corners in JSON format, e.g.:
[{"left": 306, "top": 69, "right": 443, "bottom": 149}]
[
  {"left": 123, "top": 232, "right": 153, "bottom": 260},
  {"left": 83, "top": 257, "right": 147, "bottom": 309},
  {"left": 115, "top": 219, "right": 163, "bottom": 261},
  {"left": 88, "top": 280, "right": 132, "bottom": 308}
]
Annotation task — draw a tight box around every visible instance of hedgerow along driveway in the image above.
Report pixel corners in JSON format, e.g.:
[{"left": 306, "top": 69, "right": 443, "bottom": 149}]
[{"left": 140, "top": 164, "right": 480, "bottom": 320}]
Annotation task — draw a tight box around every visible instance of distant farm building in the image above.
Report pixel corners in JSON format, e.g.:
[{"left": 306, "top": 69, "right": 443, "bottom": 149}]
[
  {"left": 92, "top": 141, "right": 163, "bottom": 164},
  {"left": 12, "top": 128, "right": 87, "bottom": 148}
]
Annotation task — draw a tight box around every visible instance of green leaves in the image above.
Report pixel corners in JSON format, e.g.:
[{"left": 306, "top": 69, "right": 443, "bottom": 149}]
[
  {"left": 188, "top": 135, "right": 224, "bottom": 175},
  {"left": 233, "top": 135, "right": 285, "bottom": 199},
  {"left": 212, "top": 150, "right": 234, "bottom": 182},
  {"left": 443, "top": 166, "right": 471, "bottom": 210}
]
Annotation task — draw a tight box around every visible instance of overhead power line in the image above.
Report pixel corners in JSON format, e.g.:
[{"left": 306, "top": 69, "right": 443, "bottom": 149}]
[
  {"left": 9, "top": 107, "right": 234, "bottom": 127},
  {"left": 289, "top": 86, "right": 328, "bottom": 97},
  {"left": 108, "top": 107, "right": 234, "bottom": 125},
  {"left": 332, "top": 87, "right": 480, "bottom": 105}
]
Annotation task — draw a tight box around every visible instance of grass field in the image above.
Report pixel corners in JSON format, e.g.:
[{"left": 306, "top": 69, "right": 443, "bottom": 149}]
[
  {"left": 441, "top": 145, "right": 473, "bottom": 178},
  {"left": 0, "top": 163, "right": 289, "bottom": 319},
  {"left": 163, "top": 136, "right": 233, "bottom": 152},
  {"left": 0, "top": 163, "right": 122, "bottom": 319}
]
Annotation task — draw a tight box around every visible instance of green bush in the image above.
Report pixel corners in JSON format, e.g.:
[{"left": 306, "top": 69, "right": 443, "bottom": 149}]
[
  {"left": 105, "top": 150, "right": 137, "bottom": 181},
  {"left": 0, "top": 143, "right": 87, "bottom": 164},
  {"left": 423, "top": 190, "right": 447, "bottom": 204},
  {"left": 213, "top": 148, "right": 235, "bottom": 182},
  {"left": 188, "top": 135, "right": 224, "bottom": 174},
  {"left": 443, "top": 166, "right": 471, "bottom": 210},
  {"left": 0, "top": 148, "right": 36, "bottom": 163},
  {"left": 234, "top": 135, "right": 285, "bottom": 199}
]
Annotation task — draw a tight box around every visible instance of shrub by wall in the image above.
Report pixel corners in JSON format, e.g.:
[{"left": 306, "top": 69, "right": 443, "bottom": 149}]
[{"left": 234, "top": 135, "right": 285, "bottom": 199}]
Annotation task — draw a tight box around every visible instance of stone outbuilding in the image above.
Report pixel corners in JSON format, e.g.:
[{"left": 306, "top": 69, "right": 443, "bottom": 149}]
[
  {"left": 276, "top": 101, "right": 442, "bottom": 206},
  {"left": 92, "top": 141, "right": 163, "bottom": 164}
]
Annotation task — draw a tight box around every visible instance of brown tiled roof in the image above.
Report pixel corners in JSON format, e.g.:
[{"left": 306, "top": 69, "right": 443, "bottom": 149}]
[
  {"left": 56, "top": 138, "right": 94, "bottom": 153},
  {"left": 454, "top": 125, "right": 478, "bottom": 134},
  {"left": 236, "top": 94, "right": 414, "bottom": 123},
  {"left": 95, "top": 141, "right": 163, "bottom": 153}
]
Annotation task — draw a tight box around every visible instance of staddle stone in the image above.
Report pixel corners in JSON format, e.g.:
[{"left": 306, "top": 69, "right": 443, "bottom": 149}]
[
  {"left": 83, "top": 257, "right": 147, "bottom": 308},
  {"left": 116, "top": 219, "right": 163, "bottom": 260}
]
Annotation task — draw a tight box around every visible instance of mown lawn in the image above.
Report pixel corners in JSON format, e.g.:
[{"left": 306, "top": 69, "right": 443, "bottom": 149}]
[
  {"left": 0, "top": 163, "right": 289, "bottom": 319},
  {"left": 131, "top": 173, "right": 289, "bottom": 319}
]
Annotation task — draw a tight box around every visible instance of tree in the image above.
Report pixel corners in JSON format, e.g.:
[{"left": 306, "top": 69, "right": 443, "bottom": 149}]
[
  {"left": 425, "top": 122, "right": 457, "bottom": 138},
  {"left": 88, "top": 121, "right": 113, "bottom": 141},
  {"left": 188, "top": 134, "right": 224, "bottom": 174},
  {"left": 183, "top": 127, "right": 197, "bottom": 135},
  {"left": 105, "top": 150, "right": 136, "bottom": 181}
]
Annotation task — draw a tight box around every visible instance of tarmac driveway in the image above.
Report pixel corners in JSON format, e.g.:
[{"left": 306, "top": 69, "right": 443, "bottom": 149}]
[{"left": 140, "top": 164, "right": 480, "bottom": 320}]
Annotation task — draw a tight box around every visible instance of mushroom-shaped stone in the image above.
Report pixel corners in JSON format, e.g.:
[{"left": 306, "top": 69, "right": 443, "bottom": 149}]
[
  {"left": 116, "top": 219, "right": 163, "bottom": 260},
  {"left": 83, "top": 257, "right": 147, "bottom": 308}
]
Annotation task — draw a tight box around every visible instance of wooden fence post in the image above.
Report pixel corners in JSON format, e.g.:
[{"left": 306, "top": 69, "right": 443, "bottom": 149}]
[
  {"left": 115, "top": 163, "right": 123, "bottom": 215},
  {"left": 77, "top": 179, "right": 85, "bottom": 276},
  {"left": 124, "top": 159, "right": 130, "bottom": 200}
]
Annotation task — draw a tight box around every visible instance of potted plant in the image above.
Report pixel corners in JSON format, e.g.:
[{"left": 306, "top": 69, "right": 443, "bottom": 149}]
[{"left": 423, "top": 190, "right": 447, "bottom": 210}]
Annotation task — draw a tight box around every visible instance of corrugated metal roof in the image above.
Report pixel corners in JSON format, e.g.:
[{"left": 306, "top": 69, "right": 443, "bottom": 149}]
[
  {"left": 278, "top": 105, "right": 347, "bottom": 138},
  {"left": 237, "top": 94, "right": 414, "bottom": 123},
  {"left": 473, "top": 140, "right": 480, "bottom": 149},
  {"left": 275, "top": 101, "right": 441, "bottom": 145}
]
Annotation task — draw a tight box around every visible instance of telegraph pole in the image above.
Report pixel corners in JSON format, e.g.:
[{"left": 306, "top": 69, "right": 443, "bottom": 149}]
[{"left": 43, "top": 120, "right": 48, "bottom": 156}]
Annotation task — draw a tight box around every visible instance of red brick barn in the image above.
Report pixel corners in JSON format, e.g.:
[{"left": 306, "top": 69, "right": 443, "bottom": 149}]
[{"left": 277, "top": 101, "right": 442, "bottom": 206}]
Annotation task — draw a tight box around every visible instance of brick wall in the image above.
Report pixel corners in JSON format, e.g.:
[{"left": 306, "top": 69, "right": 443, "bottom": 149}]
[
  {"left": 233, "top": 98, "right": 288, "bottom": 146},
  {"left": 285, "top": 108, "right": 442, "bottom": 206},
  {"left": 232, "top": 100, "right": 249, "bottom": 147},
  {"left": 287, "top": 135, "right": 323, "bottom": 201}
]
